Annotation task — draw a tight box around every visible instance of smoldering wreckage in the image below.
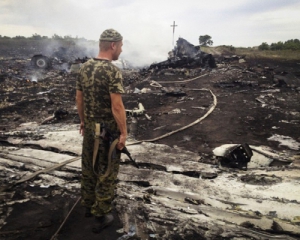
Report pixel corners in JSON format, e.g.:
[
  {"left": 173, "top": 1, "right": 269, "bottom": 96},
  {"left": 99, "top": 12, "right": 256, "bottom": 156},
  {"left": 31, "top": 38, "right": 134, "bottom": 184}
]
[{"left": 0, "top": 37, "right": 300, "bottom": 240}]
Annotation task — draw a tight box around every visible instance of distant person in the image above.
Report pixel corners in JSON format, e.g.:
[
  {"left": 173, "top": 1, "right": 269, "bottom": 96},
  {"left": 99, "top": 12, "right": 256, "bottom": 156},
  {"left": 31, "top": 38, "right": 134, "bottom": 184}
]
[{"left": 76, "top": 28, "right": 127, "bottom": 233}]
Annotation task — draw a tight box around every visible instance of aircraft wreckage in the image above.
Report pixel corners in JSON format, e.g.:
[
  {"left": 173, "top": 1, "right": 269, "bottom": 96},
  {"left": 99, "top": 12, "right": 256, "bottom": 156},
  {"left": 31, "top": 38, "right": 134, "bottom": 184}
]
[
  {"left": 31, "top": 47, "right": 89, "bottom": 70},
  {"left": 30, "top": 37, "right": 215, "bottom": 71},
  {"left": 0, "top": 35, "right": 300, "bottom": 240},
  {"left": 149, "top": 37, "right": 216, "bottom": 69}
]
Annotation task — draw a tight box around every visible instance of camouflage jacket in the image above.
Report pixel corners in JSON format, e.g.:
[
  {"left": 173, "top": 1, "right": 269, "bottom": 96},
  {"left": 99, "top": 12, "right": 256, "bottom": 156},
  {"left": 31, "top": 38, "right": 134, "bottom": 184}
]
[{"left": 76, "top": 58, "right": 124, "bottom": 128}]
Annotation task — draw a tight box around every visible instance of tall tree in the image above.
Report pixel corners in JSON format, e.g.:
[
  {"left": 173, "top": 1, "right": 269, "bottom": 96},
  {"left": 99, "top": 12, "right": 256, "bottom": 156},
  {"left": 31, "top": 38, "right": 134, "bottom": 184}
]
[
  {"left": 52, "top": 34, "right": 63, "bottom": 40},
  {"left": 199, "top": 35, "right": 213, "bottom": 46},
  {"left": 31, "top": 33, "right": 42, "bottom": 40},
  {"left": 258, "top": 42, "right": 269, "bottom": 50}
]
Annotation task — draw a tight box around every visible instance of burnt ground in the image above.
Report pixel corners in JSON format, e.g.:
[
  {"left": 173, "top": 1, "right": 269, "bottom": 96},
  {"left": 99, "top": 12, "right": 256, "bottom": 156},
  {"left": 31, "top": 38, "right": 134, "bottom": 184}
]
[
  {"left": 0, "top": 42, "right": 300, "bottom": 240},
  {"left": 129, "top": 59, "right": 300, "bottom": 155}
]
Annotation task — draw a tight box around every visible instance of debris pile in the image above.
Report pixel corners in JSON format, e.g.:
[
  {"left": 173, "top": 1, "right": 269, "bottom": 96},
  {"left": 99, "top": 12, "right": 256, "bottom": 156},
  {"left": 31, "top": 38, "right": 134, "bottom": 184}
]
[
  {"left": 31, "top": 46, "right": 89, "bottom": 70},
  {"left": 0, "top": 38, "right": 300, "bottom": 239},
  {"left": 149, "top": 37, "right": 216, "bottom": 71}
]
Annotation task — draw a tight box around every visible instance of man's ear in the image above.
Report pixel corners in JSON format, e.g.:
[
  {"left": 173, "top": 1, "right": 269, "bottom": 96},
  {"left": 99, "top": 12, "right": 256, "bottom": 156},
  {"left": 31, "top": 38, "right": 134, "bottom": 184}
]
[{"left": 111, "top": 42, "right": 116, "bottom": 50}]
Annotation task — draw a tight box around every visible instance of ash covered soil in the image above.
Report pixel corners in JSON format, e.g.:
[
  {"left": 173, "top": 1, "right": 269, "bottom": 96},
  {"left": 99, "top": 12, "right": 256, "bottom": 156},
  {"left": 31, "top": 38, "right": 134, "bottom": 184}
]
[
  {"left": 1, "top": 51, "right": 299, "bottom": 155},
  {"left": 0, "top": 41, "right": 300, "bottom": 240}
]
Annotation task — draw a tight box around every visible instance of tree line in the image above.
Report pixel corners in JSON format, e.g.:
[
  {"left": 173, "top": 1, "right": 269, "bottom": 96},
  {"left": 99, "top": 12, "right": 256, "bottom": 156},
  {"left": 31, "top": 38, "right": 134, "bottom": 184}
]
[
  {"left": 258, "top": 39, "right": 300, "bottom": 51},
  {"left": 0, "top": 33, "right": 88, "bottom": 41}
]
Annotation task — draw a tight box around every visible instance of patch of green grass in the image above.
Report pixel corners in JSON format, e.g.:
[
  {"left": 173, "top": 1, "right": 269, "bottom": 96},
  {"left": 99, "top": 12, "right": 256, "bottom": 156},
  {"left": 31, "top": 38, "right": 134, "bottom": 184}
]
[
  {"left": 236, "top": 49, "right": 300, "bottom": 60},
  {"left": 202, "top": 45, "right": 300, "bottom": 60}
]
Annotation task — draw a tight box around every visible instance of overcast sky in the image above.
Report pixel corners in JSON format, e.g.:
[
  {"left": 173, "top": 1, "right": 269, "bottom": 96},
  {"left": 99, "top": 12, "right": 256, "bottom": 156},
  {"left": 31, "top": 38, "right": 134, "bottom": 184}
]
[{"left": 1, "top": 0, "right": 299, "bottom": 66}]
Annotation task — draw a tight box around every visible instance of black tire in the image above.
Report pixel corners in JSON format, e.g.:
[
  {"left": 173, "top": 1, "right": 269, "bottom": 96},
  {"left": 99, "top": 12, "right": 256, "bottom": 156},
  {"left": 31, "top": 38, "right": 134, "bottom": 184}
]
[{"left": 31, "top": 55, "right": 51, "bottom": 69}]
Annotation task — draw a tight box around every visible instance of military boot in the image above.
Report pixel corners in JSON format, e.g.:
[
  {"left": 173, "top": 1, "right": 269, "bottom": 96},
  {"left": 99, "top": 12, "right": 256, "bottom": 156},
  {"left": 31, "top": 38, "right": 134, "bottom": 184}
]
[{"left": 92, "top": 213, "right": 114, "bottom": 233}]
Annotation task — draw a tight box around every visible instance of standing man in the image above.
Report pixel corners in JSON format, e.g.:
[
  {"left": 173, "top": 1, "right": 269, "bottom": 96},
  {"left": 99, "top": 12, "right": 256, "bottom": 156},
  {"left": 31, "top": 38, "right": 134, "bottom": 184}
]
[{"left": 76, "top": 29, "right": 127, "bottom": 233}]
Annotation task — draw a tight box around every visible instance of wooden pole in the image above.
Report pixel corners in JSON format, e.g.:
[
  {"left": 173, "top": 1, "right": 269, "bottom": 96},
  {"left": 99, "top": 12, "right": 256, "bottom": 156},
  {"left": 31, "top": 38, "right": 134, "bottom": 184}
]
[{"left": 170, "top": 21, "right": 178, "bottom": 46}]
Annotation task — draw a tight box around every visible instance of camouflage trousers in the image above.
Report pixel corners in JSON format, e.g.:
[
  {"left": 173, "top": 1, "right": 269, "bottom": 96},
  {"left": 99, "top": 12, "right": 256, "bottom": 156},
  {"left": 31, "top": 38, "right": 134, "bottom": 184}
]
[{"left": 81, "top": 121, "right": 120, "bottom": 217}]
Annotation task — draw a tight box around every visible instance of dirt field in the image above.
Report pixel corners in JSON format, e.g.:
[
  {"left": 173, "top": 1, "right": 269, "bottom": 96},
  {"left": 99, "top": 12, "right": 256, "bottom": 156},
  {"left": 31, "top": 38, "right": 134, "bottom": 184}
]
[{"left": 0, "top": 40, "right": 300, "bottom": 239}]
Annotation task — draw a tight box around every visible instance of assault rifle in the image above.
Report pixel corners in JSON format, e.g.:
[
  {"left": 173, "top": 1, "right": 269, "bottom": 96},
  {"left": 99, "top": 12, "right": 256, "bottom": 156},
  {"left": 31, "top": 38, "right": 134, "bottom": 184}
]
[{"left": 100, "top": 123, "right": 139, "bottom": 169}]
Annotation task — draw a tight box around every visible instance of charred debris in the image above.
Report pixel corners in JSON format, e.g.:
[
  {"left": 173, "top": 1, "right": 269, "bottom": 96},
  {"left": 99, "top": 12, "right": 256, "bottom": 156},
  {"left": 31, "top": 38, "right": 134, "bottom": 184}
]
[
  {"left": 30, "top": 37, "right": 216, "bottom": 72},
  {"left": 149, "top": 37, "right": 216, "bottom": 70},
  {"left": 30, "top": 46, "right": 89, "bottom": 70},
  {"left": 1, "top": 36, "right": 300, "bottom": 240}
]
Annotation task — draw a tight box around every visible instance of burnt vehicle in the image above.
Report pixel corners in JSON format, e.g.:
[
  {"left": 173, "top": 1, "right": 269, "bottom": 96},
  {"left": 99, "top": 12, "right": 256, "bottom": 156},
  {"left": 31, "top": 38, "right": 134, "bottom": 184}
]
[
  {"left": 31, "top": 47, "right": 88, "bottom": 70},
  {"left": 150, "top": 37, "right": 216, "bottom": 69}
]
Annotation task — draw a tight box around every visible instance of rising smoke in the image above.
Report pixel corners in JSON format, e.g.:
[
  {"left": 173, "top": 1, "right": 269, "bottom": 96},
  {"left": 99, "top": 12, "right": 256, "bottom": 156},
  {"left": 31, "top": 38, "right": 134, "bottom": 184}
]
[{"left": 34, "top": 37, "right": 172, "bottom": 69}]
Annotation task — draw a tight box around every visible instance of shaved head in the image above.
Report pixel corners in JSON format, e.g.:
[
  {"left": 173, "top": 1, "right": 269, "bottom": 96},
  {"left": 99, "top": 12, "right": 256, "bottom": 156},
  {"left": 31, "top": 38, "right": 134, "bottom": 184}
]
[{"left": 99, "top": 41, "right": 111, "bottom": 51}]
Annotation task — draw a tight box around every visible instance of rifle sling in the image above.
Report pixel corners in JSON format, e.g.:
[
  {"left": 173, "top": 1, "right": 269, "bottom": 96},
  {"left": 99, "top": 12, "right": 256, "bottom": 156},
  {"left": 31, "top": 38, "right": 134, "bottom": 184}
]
[
  {"left": 102, "top": 138, "right": 118, "bottom": 179},
  {"left": 92, "top": 123, "right": 101, "bottom": 176}
]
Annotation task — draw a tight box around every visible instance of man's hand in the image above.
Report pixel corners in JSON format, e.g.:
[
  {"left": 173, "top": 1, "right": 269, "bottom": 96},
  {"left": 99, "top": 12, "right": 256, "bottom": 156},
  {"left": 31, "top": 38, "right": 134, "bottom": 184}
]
[
  {"left": 79, "top": 121, "right": 84, "bottom": 136},
  {"left": 117, "top": 133, "right": 126, "bottom": 150}
]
